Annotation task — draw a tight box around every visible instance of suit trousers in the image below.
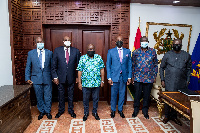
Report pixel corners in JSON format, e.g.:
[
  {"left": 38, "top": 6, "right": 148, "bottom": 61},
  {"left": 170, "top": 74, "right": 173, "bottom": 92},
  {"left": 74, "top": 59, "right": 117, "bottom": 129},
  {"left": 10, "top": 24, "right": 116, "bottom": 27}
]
[
  {"left": 111, "top": 74, "right": 126, "bottom": 112},
  {"left": 133, "top": 81, "right": 153, "bottom": 113},
  {"left": 33, "top": 84, "right": 52, "bottom": 113},
  {"left": 58, "top": 82, "right": 74, "bottom": 113},
  {"left": 82, "top": 87, "right": 100, "bottom": 114}
]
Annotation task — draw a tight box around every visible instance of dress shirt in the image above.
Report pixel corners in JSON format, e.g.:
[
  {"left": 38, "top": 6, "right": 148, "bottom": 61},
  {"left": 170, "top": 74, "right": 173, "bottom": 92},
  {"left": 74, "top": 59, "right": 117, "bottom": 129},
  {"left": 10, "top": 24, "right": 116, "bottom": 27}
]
[
  {"left": 132, "top": 47, "right": 158, "bottom": 83},
  {"left": 64, "top": 47, "right": 70, "bottom": 63},
  {"left": 117, "top": 47, "right": 123, "bottom": 60},
  {"left": 37, "top": 48, "right": 45, "bottom": 69},
  {"left": 77, "top": 54, "right": 105, "bottom": 88}
]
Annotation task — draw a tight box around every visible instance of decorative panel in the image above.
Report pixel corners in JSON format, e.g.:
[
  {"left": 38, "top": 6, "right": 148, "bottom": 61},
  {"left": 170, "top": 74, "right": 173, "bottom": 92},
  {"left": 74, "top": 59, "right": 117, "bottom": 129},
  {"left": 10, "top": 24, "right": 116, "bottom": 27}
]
[{"left": 10, "top": 0, "right": 130, "bottom": 85}]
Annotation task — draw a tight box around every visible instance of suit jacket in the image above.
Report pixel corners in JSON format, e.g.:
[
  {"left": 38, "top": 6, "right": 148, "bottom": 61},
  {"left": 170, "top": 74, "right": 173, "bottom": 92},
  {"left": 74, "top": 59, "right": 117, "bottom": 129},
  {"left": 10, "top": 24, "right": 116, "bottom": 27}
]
[
  {"left": 25, "top": 49, "right": 53, "bottom": 85},
  {"left": 106, "top": 47, "right": 132, "bottom": 82},
  {"left": 51, "top": 46, "right": 81, "bottom": 84}
]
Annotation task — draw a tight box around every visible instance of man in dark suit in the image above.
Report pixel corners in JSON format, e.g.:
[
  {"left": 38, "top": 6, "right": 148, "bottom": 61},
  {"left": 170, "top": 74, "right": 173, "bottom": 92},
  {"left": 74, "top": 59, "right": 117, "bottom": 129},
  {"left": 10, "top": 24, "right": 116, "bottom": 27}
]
[
  {"left": 52, "top": 36, "right": 81, "bottom": 118},
  {"left": 106, "top": 36, "right": 132, "bottom": 118},
  {"left": 25, "top": 37, "right": 53, "bottom": 120}
]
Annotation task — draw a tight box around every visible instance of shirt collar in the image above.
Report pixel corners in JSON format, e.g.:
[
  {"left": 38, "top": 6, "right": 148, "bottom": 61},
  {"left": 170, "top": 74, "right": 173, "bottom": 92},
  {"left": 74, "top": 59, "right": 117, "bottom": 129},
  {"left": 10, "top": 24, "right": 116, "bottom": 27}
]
[
  {"left": 117, "top": 47, "right": 123, "bottom": 50},
  {"left": 37, "top": 48, "right": 44, "bottom": 53},
  {"left": 64, "top": 47, "right": 70, "bottom": 50}
]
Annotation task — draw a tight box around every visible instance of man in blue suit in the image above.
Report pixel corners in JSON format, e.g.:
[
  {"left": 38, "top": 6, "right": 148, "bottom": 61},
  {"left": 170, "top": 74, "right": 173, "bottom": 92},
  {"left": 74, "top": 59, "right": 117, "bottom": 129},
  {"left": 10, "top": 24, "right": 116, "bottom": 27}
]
[
  {"left": 25, "top": 37, "right": 53, "bottom": 120},
  {"left": 52, "top": 36, "right": 81, "bottom": 118},
  {"left": 106, "top": 36, "right": 132, "bottom": 118}
]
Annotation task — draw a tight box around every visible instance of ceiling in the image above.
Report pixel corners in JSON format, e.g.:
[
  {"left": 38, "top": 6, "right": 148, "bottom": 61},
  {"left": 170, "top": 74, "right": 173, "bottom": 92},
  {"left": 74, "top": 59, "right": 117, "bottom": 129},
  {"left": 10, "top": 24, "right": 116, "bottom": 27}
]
[{"left": 114, "top": 0, "right": 200, "bottom": 7}]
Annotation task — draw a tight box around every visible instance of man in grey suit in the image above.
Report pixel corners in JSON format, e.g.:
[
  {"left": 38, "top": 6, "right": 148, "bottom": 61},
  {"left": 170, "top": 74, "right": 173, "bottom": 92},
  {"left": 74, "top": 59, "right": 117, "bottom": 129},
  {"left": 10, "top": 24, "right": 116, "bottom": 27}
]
[
  {"left": 160, "top": 39, "right": 192, "bottom": 126},
  {"left": 25, "top": 37, "right": 53, "bottom": 120}
]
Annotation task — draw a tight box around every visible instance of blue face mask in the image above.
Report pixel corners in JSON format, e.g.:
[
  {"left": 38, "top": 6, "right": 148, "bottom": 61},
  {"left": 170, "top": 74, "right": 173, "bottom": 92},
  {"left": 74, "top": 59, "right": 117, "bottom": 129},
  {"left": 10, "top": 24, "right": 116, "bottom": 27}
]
[
  {"left": 141, "top": 42, "right": 148, "bottom": 48},
  {"left": 37, "top": 43, "right": 44, "bottom": 49}
]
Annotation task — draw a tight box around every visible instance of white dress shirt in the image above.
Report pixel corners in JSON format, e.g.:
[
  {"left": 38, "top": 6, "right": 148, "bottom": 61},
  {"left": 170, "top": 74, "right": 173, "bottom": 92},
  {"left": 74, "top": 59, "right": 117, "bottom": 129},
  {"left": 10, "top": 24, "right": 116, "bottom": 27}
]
[
  {"left": 117, "top": 47, "right": 123, "bottom": 60},
  {"left": 37, "top": 48, "right": 45, "bottom": 69},
  {"left": 64, "top": 47, "right": 70, "bottom": 63}
]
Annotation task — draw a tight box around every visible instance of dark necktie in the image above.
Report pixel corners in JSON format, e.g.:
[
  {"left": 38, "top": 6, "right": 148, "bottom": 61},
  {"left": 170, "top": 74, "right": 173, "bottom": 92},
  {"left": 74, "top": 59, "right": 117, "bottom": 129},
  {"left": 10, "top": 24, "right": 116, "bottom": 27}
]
[
  {"left": 66, "top": 48, "right": 69, "bottom": 64},
  {"left": 39, "top": 50, "right": 43, "bottom": 69}
]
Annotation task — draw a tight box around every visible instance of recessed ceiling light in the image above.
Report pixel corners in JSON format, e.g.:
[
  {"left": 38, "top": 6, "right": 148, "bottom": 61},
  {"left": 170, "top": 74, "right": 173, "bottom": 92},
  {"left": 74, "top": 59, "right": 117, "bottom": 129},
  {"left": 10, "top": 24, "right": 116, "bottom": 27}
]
[{"left": 173, "top": 1, "right": 180, "bottom": 3}]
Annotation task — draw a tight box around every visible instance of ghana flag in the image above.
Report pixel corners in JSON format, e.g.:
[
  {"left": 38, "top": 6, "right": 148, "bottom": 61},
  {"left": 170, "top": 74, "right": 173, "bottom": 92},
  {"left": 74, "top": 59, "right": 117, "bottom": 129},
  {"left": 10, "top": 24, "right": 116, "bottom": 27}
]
[{"left": 128, "top": 27, "right": 141, "bottom": 99}]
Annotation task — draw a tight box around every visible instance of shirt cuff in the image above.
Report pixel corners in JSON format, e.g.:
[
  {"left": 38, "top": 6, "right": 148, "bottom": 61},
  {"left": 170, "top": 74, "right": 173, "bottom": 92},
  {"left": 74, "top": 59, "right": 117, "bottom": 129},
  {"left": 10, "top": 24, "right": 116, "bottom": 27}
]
[
  {"left": 128, "top": 78, "right": 131, "bottom": 79},
  {"left": 108, "top": 78, "right": 111, "bottom": 80},
  {"left": 54, "top": 77, "right": 58, "bottom": 79}
]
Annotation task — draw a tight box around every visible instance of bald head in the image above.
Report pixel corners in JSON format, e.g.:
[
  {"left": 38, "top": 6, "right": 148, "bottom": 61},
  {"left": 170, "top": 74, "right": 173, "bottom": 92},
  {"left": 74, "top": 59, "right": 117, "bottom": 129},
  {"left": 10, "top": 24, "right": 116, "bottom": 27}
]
[
  {"left": 140, "top": 36, "right": 148, "bottom": 42},
  {"left": 173, "top": 39, "right": 182, "bottom": 45},
  {"left": 63, "top": 36, "right": 71, "bottom": 41},
  {"left": 117, "top": 36, "right": 123, "bottom": 41},
  {"left": 87, "top": 44, "right": 95, "bottom": 51}
]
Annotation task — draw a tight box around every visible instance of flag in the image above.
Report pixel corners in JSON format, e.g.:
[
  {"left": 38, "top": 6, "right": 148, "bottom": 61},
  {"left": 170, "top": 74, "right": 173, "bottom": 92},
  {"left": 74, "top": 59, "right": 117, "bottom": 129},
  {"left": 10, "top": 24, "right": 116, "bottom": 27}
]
[
  {"left": 128, "top": 27, "right": 141, "bottom": 100},
  {"left": 188, "top": 33, "right": 200, "bottom": 91}
]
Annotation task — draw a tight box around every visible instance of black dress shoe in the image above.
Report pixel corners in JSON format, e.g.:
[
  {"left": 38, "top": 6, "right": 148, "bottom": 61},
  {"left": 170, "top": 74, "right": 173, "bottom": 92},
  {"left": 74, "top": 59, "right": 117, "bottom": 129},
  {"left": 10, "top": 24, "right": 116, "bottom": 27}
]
[
  {"left": 142, "top": 111, "right": 149, "bottom": 119},
  {"left": 163, "top": 117, "right": 169, "bottom": 124},
  {"left": 55, "top": 112, "right": 64, "bottom": 118},
  {"left": 132, "top": 111, "right": 139, "bottom": 118},
  {"left": 110, "top": 111, "right": 115, "bottom": 118},
  {"left": 171, "top": 118, "right": 182, "bottom": 126},
  {"left": 69, "top": 112, "right": 76, "bottom": 118},
  {"left": 92, "top": 113, "right": 100, "bottom": 120},
  {"left": 38, "top": 112, "right": 45, "bottom": 120},
  {"left": 118, "top": 111, "right": 125, "bottom": 118},
  {"left": 83, "top": 114, "right": 89, "bottom": 121},
  {"left": 46, "top": 113, "right": 52, "bottom": 119}
]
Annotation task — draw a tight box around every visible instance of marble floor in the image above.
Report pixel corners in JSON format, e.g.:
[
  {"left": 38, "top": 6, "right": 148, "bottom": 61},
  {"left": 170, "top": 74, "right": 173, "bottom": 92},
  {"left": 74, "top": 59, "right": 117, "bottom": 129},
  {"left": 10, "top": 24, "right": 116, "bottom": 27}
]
[{"left": 24, "top": 101, "right": 190, "bottom": 133}]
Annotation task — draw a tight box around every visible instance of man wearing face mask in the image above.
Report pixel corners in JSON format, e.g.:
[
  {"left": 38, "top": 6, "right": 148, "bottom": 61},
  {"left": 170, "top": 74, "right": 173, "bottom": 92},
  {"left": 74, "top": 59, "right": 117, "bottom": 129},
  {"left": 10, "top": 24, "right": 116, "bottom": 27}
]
[
  {"left": 25, "top": 37, "right": 53, "bottom": 120},
  {"left": 106, "top": 36, "right": 132, "bottom": 118},
  {"left": 160, "top": 39, "right": 192, "bottom": 125},
  {"left": 132, "top": 36, "right": 158, "bottom": 119},
  {"left": 77, "top": 44, "right": 105, "bottom": 121},
  {"left": 52, "top": 36, "right": 81, "bottom": 118}
]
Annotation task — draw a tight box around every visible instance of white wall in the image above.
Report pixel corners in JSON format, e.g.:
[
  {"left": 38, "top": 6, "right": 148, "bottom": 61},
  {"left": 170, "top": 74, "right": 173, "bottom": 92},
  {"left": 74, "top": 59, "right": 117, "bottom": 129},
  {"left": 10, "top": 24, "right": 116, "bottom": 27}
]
[
  {"left": 127, "top": 3, "right": 200, "bottom": 101},
  {"left": 0, "top": 0, "right": 13, "bottom": 87}
]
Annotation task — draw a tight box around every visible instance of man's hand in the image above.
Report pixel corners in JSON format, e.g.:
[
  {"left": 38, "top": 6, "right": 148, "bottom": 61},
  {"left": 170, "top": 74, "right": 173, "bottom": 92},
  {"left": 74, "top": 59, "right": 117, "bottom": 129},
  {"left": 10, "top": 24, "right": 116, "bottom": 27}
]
[
  {"left": 127, "top": 79, "right": 131, "bottom": 85},
  {"left": 161, "top": 81, "right": 165, "bottom": 88},
  {"left": 131, "top": 78, "right": 134, "bottom": 85},
  {"left": 27, "top": 80, "right": 33, "bottom": 85},
  {"left": 101, "top": 82, "right": 104, "bottom": 87},
  {"left": 53, "top": 78, "right": 59, "bottom": 85},
  {"left": 78, "top": 83, "right": 82, "bottom": 90},
  {"left": 76, "top": 78, "right": 79, "bottom": 83},
  {"left": 108, "top": 79, "right": 113, "bottom": 85},
  {"left": 154, "top": 78, "right": 156, "bottom": 83}
]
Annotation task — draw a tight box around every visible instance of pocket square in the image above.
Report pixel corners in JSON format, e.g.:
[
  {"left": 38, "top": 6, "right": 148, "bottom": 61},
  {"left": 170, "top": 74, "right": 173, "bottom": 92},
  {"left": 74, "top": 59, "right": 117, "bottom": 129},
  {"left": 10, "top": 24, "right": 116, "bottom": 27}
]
[{"left": 126, "top": 54, "right": 128, "bottom": 57}]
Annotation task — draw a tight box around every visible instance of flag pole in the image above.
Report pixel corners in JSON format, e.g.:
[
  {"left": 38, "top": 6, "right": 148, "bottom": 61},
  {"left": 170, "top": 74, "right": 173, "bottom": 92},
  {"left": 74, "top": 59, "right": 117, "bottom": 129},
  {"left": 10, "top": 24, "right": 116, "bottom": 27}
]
[{"left": 139, "top": 17, "right": 140, "bottom": 29}]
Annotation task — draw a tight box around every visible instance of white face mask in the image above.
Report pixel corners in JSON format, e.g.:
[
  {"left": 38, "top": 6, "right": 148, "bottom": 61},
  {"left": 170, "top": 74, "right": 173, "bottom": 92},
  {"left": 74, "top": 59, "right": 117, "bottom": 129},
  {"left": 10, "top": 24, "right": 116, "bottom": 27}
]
[
  {"left": 64, "top": 41, "right": 71, "bottom": 46},
  {"left": 141, "top": 42, "right": 148, "bottom": 48}
]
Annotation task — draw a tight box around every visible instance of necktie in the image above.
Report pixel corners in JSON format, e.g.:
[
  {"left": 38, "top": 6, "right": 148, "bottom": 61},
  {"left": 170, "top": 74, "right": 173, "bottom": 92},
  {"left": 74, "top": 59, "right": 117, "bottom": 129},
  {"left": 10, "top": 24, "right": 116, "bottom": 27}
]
[
  {"left": 119, "top": 49, "right": 122, "bottom": 63},
  {"left": 66, "top": 48, "right": 69, "bottom": 64},
  {"left": 39, "top": 50, "right": 43, "bottom": 69}
]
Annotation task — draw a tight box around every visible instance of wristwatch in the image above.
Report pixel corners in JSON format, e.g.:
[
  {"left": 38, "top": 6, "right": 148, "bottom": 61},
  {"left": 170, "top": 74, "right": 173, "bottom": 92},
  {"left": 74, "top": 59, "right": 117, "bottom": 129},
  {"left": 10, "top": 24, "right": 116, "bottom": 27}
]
[{"left": 101, "top": 81, "right": 104, "bottom": 83}]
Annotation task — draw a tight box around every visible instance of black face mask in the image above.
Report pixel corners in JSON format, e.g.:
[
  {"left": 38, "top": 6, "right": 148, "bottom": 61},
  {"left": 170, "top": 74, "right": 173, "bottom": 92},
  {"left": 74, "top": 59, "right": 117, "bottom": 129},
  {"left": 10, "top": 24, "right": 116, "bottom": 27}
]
[
  {"left": 173, "top": 44, "right": 182, "bottom": 52},
  {"left": 116, "top": 41, "right": 123, "bottom": 48},
  {"left": 87, "top": 51, "right": 95, "bottom": 57}
]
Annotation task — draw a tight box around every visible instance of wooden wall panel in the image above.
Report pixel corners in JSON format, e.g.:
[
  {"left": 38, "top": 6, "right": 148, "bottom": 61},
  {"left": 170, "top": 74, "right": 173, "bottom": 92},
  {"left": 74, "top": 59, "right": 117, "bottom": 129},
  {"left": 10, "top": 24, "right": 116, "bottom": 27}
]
[{"left": 10, "top": 0, "right": 130, "bottom": 85}]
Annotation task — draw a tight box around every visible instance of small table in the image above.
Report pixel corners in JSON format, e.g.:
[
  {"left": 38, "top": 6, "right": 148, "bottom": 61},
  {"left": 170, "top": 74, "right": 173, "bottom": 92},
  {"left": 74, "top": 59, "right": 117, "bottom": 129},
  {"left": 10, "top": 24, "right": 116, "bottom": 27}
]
[
  {"left": 158, "top": 91, "right": 192, "bottom": 120},
  {"left": 0, "top": 85, "right": 32, "bottom": 133}
]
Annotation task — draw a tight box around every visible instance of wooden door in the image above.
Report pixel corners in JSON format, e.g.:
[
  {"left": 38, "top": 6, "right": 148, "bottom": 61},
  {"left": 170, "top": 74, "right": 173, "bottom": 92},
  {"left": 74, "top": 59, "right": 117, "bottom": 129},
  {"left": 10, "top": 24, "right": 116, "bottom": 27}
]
[{"left": 44, "top": 25, "right": 110, "bottom": 102}]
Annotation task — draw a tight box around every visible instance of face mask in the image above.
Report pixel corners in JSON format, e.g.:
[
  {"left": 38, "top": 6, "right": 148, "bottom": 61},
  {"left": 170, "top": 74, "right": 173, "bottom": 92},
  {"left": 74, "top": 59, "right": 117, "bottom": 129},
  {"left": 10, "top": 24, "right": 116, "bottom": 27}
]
[
  {"left": 37, "top": 43, "right": 44, "bottom": 49},
  {"left": 173, "top": 44, "right": 182, "bottom": 51},
  {"left": 87, "top": 51, "right": 95, "bottom": 57},
  {"left": 64, "top": 41, "right": 71, "bottom": 46},
  {"left": 116, "top": 41, "right": 123, "bottom": 48},
  {"left": 141, "top": 42, "right": 148, "bottom": 48}
]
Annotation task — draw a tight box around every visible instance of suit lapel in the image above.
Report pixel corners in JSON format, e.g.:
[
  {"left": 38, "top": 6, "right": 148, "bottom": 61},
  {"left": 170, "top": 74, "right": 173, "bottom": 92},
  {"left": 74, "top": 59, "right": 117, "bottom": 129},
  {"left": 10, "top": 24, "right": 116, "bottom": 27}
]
[
  {"left": 33, "top": 49, "right": 41, "bottom": 68},
  {"left": 69, "top": 47, "right": 74, "bottom": 64},
  {"left": 44, "top": 49, "right": 48, "bottom": 68},
  {"left": 122, "top": 48, "right": 126, "bottom": 64},
  {"left": 60, "top": 46, "right": 66, "bottom": 63},
  {"left": 115, "top": 47, "right": 120, "bottom": 62}
]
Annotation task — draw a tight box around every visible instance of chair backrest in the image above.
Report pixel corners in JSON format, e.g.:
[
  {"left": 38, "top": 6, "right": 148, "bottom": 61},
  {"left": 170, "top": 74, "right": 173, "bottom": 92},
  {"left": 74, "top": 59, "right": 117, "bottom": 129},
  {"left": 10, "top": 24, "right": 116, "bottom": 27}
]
[{"left": 190, "top": 100, "right": 200, "bottom": 133}]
